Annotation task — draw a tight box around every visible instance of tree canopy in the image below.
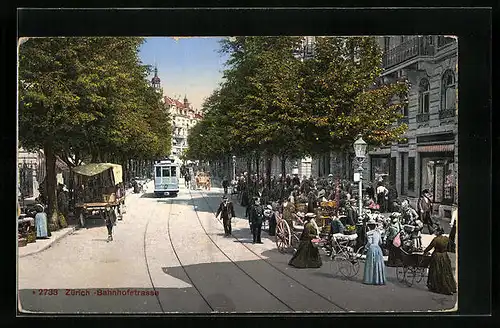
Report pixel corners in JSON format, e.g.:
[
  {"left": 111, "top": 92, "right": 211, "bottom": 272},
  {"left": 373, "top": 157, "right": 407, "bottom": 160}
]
[
  {"left": 184, "top": 36, "right": 409, "bottom": 167},
  {"left": 19, "top": 37, "right": 172, "bottom": 165}
]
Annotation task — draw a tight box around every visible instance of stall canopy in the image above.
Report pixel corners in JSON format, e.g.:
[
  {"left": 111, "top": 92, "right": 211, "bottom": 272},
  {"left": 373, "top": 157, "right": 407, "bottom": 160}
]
[{"left": 72, "top": 163, "right": 123, "bottom": 185}]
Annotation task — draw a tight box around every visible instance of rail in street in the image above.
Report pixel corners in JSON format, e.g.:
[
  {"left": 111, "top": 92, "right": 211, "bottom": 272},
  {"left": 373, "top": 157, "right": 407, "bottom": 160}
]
[{"left": 17, "top": 180, "right": 457, "bottom": 314}]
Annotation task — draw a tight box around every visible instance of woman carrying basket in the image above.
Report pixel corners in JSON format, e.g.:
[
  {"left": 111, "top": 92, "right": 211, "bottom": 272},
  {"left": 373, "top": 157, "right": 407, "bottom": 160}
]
[{"left": 423, "top": 226, "right": 457, "bottom": 295}]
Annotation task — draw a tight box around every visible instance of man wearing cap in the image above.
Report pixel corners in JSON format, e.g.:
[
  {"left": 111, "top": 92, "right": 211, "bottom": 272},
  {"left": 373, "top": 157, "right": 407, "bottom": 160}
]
[
  {"left": 249, "top": 198, "right": 264, "bottom": 243},
  {"left": 216, "top": 195, "right": 236, "bottom": 237}
]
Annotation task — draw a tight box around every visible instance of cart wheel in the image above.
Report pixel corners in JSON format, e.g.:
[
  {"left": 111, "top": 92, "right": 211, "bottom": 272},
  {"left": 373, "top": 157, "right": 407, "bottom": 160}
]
[
  {"left": 79, "top": 212, "right": 86, "bottom": 228},
  {"left": 405, "top": 267, "right": 416, "bottom": 287},
  {"left": 335, "top": 255, "right": 358, "bottom": 278},
  {"left": 275, "top": 219, "right": 291, "bottom": 253},
  {"left": 396, "top": 266, "right": 405, "bottom": 282},
  {"left": 414, "top": 267, "right": 426, "bottom": 283},
  {"left": 355, "top": 246, "right": 366, "bottom": 261}
]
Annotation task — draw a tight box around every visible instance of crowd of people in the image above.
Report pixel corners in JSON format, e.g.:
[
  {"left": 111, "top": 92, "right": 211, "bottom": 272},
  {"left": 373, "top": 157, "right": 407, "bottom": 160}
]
[{"left": 224, "top": 171, "right": 456, "bottom": 296}]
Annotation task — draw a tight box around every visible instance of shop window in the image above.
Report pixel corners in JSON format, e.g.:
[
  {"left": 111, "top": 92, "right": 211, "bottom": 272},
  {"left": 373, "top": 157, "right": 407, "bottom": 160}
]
[
  {"left": 408, "top": 157, "right": 415, "bottom": 192},
  {"left": 420, "top": 156, "right": 455, "bottom": 204},
  {"left": 418, "top": 78, "right": 430, "bottom": 114},
  {"left": 371, "top": 156, "right": 390, "bottom": 184},
  {"left": 441, "top": 69, "right": 456, "bottom": 110}
]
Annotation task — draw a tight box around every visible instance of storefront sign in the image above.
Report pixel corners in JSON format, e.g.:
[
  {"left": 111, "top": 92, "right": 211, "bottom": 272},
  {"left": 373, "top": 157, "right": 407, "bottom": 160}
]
[{"left": 353, "top": 173, "right": 360, "bottom": 182}]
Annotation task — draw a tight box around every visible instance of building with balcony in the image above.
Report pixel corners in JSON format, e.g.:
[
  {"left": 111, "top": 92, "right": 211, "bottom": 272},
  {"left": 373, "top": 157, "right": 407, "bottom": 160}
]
[{"left": 367, "top": 35, "right": 458, "bottom": 217}]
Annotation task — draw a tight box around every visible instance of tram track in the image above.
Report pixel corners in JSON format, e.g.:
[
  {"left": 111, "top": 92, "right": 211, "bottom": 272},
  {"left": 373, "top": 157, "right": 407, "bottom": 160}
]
[
  {"left": 164, "top": 199, "right": 215, "bottom": 312},
  {"left": 142, "top": 188, "right": 214, "bottom": 312},
  {"left": 193, "top": 188, "right": 349, "bottom": 312},
  {"left": 186, "top": 188, "right": 296, "bottom": 311}
]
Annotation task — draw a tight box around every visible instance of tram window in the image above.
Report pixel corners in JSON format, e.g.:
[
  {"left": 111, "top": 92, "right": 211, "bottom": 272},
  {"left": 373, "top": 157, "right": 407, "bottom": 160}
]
[
  {"left": 162, "top": 167, "right": 170, "bottom": 177},
  {"left": 156, "top": 167, "right": 161, "bottom": 177},
  {"left": 171, "top": 166, "right": 177, "bottom": 177}
]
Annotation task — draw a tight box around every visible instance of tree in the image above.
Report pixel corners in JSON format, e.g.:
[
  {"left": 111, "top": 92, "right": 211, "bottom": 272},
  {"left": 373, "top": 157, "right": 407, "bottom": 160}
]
[
  {"left": 297, "top": 37, "right": 409, "bottom": 152},
  {"left": 19, "top": 37, "right": 171, "bottom": 228}
]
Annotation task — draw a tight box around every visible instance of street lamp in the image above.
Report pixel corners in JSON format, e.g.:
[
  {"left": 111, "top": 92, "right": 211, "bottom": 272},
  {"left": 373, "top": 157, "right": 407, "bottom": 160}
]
[
  {"left": 232, "top": 155, "right": 236, "bottom": 182},
  {"left": 353, "top": 135, "right": 367, "bottom": 221}
]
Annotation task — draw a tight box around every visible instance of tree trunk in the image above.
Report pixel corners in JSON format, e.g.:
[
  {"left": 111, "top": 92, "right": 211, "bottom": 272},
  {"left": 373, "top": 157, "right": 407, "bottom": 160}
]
[
  {"left": 266, "top": 155, "right": 272, "bottom": 189},
  {"left": 255, "top": 153, "right": 260, "bottom": 178},
  {"left": 43, "top": 143, "right": 59, "bottom": 231},
  {"left": 246, "top": 156, "right": 252, "bottom": 174},
  {"left": 281, "top": 155, "right": 287, "bottom": 179}
]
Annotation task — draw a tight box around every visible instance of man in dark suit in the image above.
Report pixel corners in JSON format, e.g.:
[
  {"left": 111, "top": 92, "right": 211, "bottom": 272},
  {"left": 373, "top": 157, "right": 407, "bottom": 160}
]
[
  {"left": 216, "top": 195, "right": 236, "bottom": 236},
  {"left": 249, "top": 198, "right": 264, "bottom": 244}
]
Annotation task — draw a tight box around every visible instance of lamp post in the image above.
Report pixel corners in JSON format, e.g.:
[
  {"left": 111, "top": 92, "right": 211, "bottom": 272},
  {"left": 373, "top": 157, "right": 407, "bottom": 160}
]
[
  {"left": 353, "top": 135, "right": 368, "bottom": 221},
  {"left": 232, "top": 155, "right": 236, "bottom": 182}
]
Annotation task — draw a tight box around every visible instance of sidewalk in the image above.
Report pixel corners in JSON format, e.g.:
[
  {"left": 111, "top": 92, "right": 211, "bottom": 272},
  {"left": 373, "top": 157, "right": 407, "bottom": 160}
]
[
  {"left": 18, "top": 188, "right": 134, "bottom": 258},
  {"left": 18, "top": 225, "right": 78, "bottom": 258}
]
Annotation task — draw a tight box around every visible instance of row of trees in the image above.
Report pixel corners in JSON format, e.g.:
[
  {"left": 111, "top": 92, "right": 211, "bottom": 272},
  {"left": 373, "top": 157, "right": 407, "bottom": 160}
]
[
  {"left": 184, "top": 36, "right": 409, "bottom": 180},
  {"left": 18, "top": 37, "right": 172, "bottom": 230}
]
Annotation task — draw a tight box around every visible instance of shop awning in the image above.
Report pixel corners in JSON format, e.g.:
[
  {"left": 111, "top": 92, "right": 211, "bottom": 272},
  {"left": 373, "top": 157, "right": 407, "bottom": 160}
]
[
  {"left": 417, "top": 144, "right": 455, "bottom": 153},
  {"left": 73, "top": 163, "right": 123, "bottom": 184}
]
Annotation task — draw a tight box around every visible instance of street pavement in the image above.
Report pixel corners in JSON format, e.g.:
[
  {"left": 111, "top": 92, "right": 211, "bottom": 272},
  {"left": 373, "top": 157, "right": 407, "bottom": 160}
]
[{"left": 18, "top": 180, "right": 457, "bottom": 314}]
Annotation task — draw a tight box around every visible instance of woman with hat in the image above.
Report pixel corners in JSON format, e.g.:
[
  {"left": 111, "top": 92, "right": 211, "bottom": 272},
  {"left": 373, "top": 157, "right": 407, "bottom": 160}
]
[
  {"left": 34, "top": 204, "right": 49, "bottom": 239},
  {"left": 362, "top": 222, "right": 386, "bottom": 285},
  {"left": 288, "top": 213, "right": 322, "bottom": 269},
  {"left": 423, "top": 226, "right": 457, "bottom": 295},
  {"left": 386, "top": 213, "right": 403, "bottom": 267}
]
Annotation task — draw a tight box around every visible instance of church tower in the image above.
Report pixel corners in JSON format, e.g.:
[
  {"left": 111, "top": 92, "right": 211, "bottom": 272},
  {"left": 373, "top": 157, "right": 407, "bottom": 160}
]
[
  {"left": 151, "top": 65, "right": 161, "bottom": 90},
  {"left": 183, "top": 94, "right": 189, "bottom": 108}
]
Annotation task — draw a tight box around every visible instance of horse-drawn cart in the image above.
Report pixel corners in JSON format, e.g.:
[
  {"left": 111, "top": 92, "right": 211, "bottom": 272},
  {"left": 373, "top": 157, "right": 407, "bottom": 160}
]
[{"left": 73, "top": 163, "right": 125, "bottom": 228}]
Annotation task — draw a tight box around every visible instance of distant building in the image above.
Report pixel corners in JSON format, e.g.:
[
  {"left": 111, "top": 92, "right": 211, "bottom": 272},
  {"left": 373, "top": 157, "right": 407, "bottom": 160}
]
[
  {"left": 162, "top": 94, "right": 204, "bottom": 163},
  {"left": 150, "top": 65, "right": 204, "bottom": 163}
]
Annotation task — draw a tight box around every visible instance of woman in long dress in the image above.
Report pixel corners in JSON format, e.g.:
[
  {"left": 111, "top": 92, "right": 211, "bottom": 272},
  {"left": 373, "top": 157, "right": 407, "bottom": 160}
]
[
  {"left": 288, "top": 215, "right": 322, "bottom": 269},
  {"left": 34, "top": 204, "right": 49, "bottom": 239},
  {"left": 363, "top": 224, "right": 386, "bottom": 285},
  {"left": 423, "top": 226, "right": 457, "bottom": 295}
]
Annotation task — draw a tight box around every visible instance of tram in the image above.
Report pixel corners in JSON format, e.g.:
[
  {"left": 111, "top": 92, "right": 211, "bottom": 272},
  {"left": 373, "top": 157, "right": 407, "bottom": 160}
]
[{"left": 153, "top": 159, "right": 179, "bottom": 197}]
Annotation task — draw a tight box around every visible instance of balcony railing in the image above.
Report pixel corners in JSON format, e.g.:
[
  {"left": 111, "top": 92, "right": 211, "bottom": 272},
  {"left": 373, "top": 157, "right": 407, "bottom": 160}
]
[
  {"left": 382, "top": 36, "right": 435, "bottom": 69},
  {"left": 439, "top": 108, "right": 455, "bottom": 119},
  {"left": 416, "top": 113, "right": 430, "bottom": 123}
]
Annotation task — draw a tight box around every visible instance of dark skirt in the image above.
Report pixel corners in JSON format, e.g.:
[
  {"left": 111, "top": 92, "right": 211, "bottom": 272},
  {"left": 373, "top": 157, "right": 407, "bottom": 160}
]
[
  {"left": 288, "top": 240, "right": 322, "bottom": 268},
  {"left": 427, "top": 252, "right": 457, "bottom": 295},
  {"left": 386, "top": 242, "right": 403, "bottom": 267}
]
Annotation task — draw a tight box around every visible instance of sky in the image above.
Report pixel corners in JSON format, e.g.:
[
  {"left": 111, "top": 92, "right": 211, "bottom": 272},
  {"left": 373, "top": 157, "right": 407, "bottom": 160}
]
[{"left": 139, "top": 37, "right": 229, "bottom": 110}]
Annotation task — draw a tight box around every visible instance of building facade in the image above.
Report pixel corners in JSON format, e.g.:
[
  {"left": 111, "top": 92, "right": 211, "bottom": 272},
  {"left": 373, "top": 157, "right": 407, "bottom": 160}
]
[
  {"left": 367, "top": 35, "right": 458, "bottom": 217},
  {"left": 280, "top": 36, "right": 458, "bottom": 218},
  {"left": 150, "top": 66, "right": 204, "bottom": 164},
  {"left": 163, "top": 94, "right": 204, "bottom": 162}
]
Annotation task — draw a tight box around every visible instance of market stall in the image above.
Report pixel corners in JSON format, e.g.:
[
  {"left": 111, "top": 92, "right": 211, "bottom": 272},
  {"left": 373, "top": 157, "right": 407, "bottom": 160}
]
[{"left": 73, "top": 163, "right": 125, "bottom": 228}]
